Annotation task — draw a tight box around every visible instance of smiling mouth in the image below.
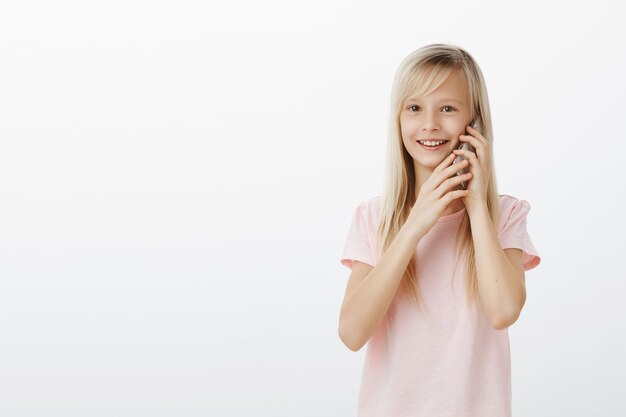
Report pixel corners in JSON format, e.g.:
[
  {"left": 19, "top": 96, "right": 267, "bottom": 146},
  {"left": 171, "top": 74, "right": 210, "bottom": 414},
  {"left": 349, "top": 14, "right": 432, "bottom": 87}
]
[{"left": 417, "top": 140, "right": 449, "bottom": 149}]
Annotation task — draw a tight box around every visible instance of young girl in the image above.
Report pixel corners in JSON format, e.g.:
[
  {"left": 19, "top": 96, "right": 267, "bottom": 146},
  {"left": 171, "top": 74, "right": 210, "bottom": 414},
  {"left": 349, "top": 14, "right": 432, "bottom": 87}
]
[{"left": 338, "top": 43, "right": 541, "bottom": 417}]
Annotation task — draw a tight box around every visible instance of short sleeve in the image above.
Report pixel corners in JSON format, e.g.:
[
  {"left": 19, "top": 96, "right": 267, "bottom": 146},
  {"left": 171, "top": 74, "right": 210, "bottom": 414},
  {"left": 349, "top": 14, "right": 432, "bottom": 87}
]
[
  {"left": 340, "top": 201, "right": 375, "bottom": 270},
  {"left": 497, "top": 197, "right": 541, "bottom": 271}
]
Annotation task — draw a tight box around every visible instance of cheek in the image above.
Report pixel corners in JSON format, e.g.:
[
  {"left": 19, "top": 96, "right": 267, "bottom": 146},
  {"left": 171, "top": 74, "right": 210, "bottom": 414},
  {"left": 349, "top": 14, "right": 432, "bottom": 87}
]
[
  {"left": 399, "top": 120, "right": 415, "bottom": 139},
  {"left": 400, "top": 129, "right": 415, "bottom": 145}
]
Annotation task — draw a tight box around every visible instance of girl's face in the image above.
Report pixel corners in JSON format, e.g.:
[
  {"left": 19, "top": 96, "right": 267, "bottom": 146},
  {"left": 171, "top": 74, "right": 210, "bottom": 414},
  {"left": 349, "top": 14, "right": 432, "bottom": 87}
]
[{"left": 400, "top": 69, "right": 473, "bottom": 171}]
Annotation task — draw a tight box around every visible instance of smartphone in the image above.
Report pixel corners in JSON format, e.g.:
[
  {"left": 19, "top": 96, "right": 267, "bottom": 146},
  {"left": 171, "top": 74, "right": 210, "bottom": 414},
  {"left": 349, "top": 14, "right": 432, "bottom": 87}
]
[{"left": 453, "top": 120, "right": 479, "bottom": 190}]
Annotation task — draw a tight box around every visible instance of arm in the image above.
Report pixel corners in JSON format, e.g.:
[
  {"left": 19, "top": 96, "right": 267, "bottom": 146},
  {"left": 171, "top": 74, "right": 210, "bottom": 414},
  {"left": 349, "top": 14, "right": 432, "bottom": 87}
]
[
  {"left": 338, "top": 221, "right": 427, "bottom": 351},
  {"left": 468, "top": 205, "right": 527, "bottom": 330}
]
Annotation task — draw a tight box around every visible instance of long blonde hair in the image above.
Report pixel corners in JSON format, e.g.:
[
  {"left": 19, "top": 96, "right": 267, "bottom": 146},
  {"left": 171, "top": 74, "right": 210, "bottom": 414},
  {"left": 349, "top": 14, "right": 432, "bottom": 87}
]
[{"left": 375, "top": 43, "right": 501, "bottom": 318}]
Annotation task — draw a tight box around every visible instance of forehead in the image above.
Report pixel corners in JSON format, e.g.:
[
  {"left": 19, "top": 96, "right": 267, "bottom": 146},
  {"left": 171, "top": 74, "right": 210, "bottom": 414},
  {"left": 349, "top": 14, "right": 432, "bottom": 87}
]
[
  {"left": 404, "top": 96, "right": 465, "bottom": 105},
  {"left": 405, "top": 68, "right": 469, "bottom": 104}
]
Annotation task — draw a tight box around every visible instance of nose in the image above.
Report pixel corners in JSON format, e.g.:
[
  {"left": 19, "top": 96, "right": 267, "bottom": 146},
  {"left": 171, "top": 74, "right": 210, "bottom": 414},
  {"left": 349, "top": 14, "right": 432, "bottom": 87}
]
[{"left": 422, "top": 111, "right": 441, "bottom": 131}]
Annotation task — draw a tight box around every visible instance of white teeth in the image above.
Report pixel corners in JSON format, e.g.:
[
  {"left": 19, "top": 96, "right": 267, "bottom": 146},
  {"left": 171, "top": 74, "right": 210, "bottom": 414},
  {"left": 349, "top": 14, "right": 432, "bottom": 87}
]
[{"left": 419, "top": 140, "right": 447, "bottom": 146}]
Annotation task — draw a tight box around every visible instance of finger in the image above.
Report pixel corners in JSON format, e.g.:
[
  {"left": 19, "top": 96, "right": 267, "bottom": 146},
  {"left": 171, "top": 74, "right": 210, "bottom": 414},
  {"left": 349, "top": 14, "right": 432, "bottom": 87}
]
[
  {"left": 443, "top": 171, "right": 472, "bottom": 191},
  {"left": 459, "top": 135, "right": 486, "bottom": 148},
  {"left": 453, "top": 149, "right": 477, "bottom": 161},
  {"left": 442, "top": 158, "right": 469, "bottom": 179},
  {"left": 460, "top": 133, "right": 488, "bottom": 148},
  {"left": 466, "top": 125, "right": 487, "bottom": 140},
  {"left": 446, "top": 188, "right": 470, "bottom": 203},
  {"left": 434, "top": 153, "right": 457, "bottom": 173},
  {"left": 435, "top": 170, "right": 471, "bottom": 198},
  {"left": 467, "top": 124, "right": 486, "bottom": 136}
]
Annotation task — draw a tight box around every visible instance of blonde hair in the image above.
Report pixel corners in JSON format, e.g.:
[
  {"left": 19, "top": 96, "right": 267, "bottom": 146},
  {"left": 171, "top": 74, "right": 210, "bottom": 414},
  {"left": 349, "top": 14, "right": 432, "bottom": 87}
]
[{"left": 375, "top": 43, "right": 501, "bottom": 319}]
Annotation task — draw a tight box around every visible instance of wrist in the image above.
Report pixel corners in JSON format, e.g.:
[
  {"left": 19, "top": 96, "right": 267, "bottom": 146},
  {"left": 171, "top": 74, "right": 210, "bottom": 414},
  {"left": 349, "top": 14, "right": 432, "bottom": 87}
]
[
  {"left": 403, "top": 216, "right": 427, "bottom": 243},
  {"left": 467, "top": 202, "right": 490, "bottom": 220}
]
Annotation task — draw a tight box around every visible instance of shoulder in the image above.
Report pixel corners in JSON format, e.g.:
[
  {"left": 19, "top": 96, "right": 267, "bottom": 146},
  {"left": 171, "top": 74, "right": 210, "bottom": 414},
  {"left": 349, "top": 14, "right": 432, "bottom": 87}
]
[
  {"left": 499, "top": 193, "right": 521, "bottom": 204},
  {"left": 353, "top": 195, "right": 383, "bottom": 228},
  {"left": 366, "top": 195, "right": 383, "bottom": 208},
  {"left": 497, "top": 194, "right": 532, "bottom": 227},
  {"left": 364, "top": 195, "right": 383, "bottom": 217},
  {"left": 498, "top": 193, "right": 531, "bottom": 211}
]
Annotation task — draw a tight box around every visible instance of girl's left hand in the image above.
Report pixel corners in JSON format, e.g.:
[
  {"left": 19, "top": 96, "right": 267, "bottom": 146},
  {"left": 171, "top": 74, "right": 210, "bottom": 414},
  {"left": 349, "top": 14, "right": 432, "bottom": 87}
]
[{"left": 453, "top": 125, "right": 492, "bottom": 214}]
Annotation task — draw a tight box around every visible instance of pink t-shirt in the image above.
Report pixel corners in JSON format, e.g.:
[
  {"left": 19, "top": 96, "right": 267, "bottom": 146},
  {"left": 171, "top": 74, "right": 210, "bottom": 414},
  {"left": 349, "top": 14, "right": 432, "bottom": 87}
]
[{"left": 340, "top": 194, "right": 541, "bottom": 417}]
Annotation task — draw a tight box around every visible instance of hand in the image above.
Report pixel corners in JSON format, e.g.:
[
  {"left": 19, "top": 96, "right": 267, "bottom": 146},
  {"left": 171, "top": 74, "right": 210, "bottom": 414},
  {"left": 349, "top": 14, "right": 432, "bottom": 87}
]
[
  {"left": 407, "top": 152, "right": 472, "bottom": 236},
  {"left": 452, "top": 125, "right": 491, "bottom": 214}
]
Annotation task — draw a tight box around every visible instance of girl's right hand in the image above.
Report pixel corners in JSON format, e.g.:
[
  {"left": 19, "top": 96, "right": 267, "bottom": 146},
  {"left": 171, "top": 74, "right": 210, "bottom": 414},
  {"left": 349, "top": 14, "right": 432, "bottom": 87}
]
[{"left": 407, "top": 153, "right": 472, "bottom": 236}]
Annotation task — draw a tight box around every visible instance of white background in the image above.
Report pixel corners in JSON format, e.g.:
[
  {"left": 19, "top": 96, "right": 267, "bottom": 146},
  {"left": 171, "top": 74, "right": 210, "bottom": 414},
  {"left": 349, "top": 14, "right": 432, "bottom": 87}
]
[{"left": 0, "top": 1, "right": 624, "bottom": 416}]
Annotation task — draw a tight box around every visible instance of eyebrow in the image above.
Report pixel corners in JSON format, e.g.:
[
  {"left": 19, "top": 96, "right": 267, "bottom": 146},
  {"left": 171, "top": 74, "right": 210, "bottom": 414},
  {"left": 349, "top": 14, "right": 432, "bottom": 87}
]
[{"left": 405, "top": 97, "right": 465, "bottom": 105}]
